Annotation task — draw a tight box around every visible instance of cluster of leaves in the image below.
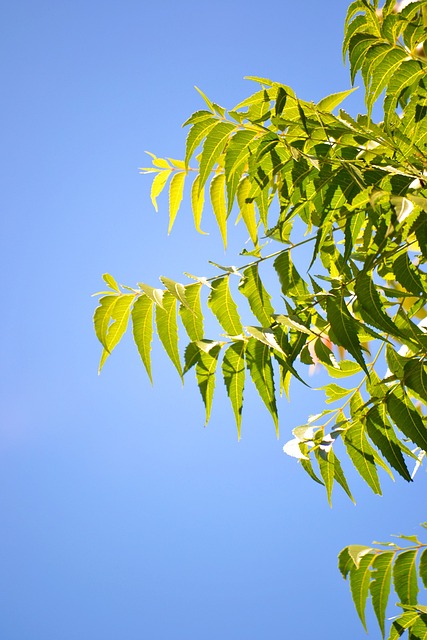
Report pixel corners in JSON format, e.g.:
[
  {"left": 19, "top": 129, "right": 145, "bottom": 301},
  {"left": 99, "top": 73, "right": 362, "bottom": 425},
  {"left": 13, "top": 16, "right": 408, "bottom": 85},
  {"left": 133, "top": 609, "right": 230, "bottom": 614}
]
[
  {"left": 94, "top": 0, "right": 427, "bottom": 507},
  {"left": 339, "top": 524, "right": 427, "bottom": 638}
]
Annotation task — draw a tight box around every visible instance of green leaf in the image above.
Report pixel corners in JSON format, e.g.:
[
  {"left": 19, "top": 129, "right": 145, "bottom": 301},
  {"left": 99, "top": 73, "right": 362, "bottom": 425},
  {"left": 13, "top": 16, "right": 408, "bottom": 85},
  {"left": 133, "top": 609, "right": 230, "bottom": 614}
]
[
  {"left": 191, "top": 175, "right": 207, "bottom": 234},
  {"left": 208, "top": 276, "right": 243, "bottom": 336},
  {"left": 404, "top": 360, "right": 427, "bottom": 403},
  {"left": 224, "top": 129, "right": 258, "bottom": 213},
  {"left": 323, "top": 383, "right": 354, "bottom": 403},
  {"left": 370, "top": 551, "right": 393, "bottom": 638},
  {"left": 194, "top": 86, "right": 215, "bottom": 113},
  {"left": 238, "top": 264, "right": 275, "bottom": 326},
  {"left": 393, "top": 549, "right": 418, "bottom": 605},
  {"left": 168, "top": 171, "right": 186, "bottom": 234},
  {"left": 419, "top": 549, "right": 427, "bottom": 589},
  {"left": 273, "top": 251, "right": 310, "bottom": 299},
  {"left": 94, "top": 295, "right": 120, "bottom": 351},
  {"left": 102, "top": 273, "right": 121, "bottom": 293},
  {"left": 315, "top": 448, "right": 335, "bottom": 506},
  {"left": 98, "top": 294, "right": 134, "bottom": 373},
  {"left": 138, "top": 283, "right": 165, "bottom": 309},
  {"left": 388, "top": 611, "right": 422, "bottom": 640},
  {"left": 343, "top": 422, "right": 382, "bottom": 495},
  {"left": 150, "top": 170, "right": 172, "bottom": 211},
  {"left": 393, "top": 253, "right": 426, "bottom": 297},
  {"left": 132, "top": 294, "right": 154, "bottom": 383},
  {"left": 317, "top": 87, "right": 357, "bottom": 112},
  {"left": 366, "top": 47, "right": 407, "bottom": 116},
  {"left": 333, "top": 452, "right": 355, "bottom": 503},
  {"left": 237, "top": 178, "right": 258, "bottom": 245},
  {"left": 245, "top": 336, "right": 279, "bottom": 436},
  {"left": 349, "top": 552, "right": 375, "bottom": 631},
  {"left": 338, "top": 546, "right": 356, "bottom": 579},
  {"left": 179, "top": 282, "right": 204, "bottom": 342},
  {"left": 185, "top": 118, "right": 217, "bottom": 168},
  {"left": 160, "top": 276, "right": 192, "bottom": 311},
  {"left": 155, "top": 291, "right": 182, "bottom": 379},
  {"left": 386, "top": 385, "right": 427, "bottom": 452},
  {"left": 222, "top": 341, "right": 246, "bottom": 439},
  {"left": 365, "top": 405, "right": 412, "bottom": 482},
  {"left": 210, "top": 173, "right": 227, "bottom": 249},
  {"left": 326, "top": 293, "right": 368, "bottom": 375},
  {"left": 199, "top": 122, "right": 235, "bottom": 190},
  {"left": 354, "top": 272, "right": 403, "bottom": 339},
  {"left": 196, "top": 342, "right": 221, "bottom": 424}
]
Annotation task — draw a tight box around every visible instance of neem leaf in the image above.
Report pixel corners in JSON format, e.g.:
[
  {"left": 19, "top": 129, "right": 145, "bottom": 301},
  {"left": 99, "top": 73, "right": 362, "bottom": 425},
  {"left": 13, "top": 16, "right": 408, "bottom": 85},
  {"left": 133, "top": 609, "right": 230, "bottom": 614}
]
[
  {"left": 155, "top": 291, "right": 182, "bottom": 379},
  {"left": 98, "top": 294, "right": 134, "bottom": 373},
  {"left": 210, "top": 173, "right": 227, "bottom": 249},
  {"left": 199, "top": 122, "right": 235, "bottom": 190},
  {"left": 349, "top": 552, "right": 375, "bottom": 631},
  {"left": 208, "top": 276, "right": 243, "bottom": 336},
  {"left": 354, "top": 272, "right": 403, "bottom": 339},
  {"left": 168, "top": 171, "right": 186, "bottom": 234},
  {"left": 132, "top": 294, "right": 154, "bottom": 383},
  {"left": 343, "top": 422, "right": 382, "bottom": 495},
  {"left": 370, "top": 551, "right": 393, "bottom": 638},
  {"left": 196, "top": 343, "right": 222, "bottom": 425},
  {"left": 239, "top": 264, "right": 275, "bottom": 326},
  {"left": 393, "top": 549, "right": 418, "bottom": 605},
  {"left": 179, "top": 282, "right": 204, "bottom": 342},
  {"left": 326, "top": 293, "right": 368, "bottom": 375},
  {"left": 94, "top": 295, "right": 120, "bottom": 351},
  {"left": 386, "top": 386, "right": 427, "bottom": 452},
  {"left": 222, "top": 340, "right": 246, "bottom": 439},
  {"left": 245, "top": 336, "right": 279, "bottom": 436}
]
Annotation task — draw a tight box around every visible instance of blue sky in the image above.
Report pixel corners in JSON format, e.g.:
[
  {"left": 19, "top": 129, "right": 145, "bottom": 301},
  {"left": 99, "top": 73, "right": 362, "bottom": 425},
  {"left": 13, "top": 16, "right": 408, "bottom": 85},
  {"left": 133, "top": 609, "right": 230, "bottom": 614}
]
[{"left": 1, "top": 1, "right": 425, "bottom": 638}]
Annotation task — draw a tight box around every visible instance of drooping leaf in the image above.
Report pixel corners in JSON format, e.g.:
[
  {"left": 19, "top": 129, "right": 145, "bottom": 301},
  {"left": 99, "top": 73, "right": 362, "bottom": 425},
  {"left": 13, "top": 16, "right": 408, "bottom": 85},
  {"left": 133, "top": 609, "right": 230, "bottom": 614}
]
[
  {"left": 237, "top": 178, "right": 258, "bottom": 245},
  {"left": 222, "top": 340, "right": 246, "bottom": 438},
  {"left": 315, "top": 448, "right": 335, "bottom": 506},
  {"left": 198, "top": 122, "right": 236, "bottom": 190},
  {"left": 393, "top": 549, "right": 418, "bottom": 605},
  {"left": 132, "top": 294, "right": 154, "bottom": 383},
  {"left": 150, "top": 170, "right": 172, "bottom": 211},
  {"left": 326, "top": 293, "right": 368, "bottom": 375},
  {"left": 208, "top": 276, "right": 243, "bottom": 336},
  {"left": 102, "top": 273, "right": 121, "bottom": 293},
  {"left": 155, "top": 291, "right": 182, "bottom": 379},
  {"left": 370, "top": 551, "right": 393, "bottom": 638},
  {"left": 167, "top": 171, "right": 186, "bottom": 234},
  {"left": 210, "top": 173, "right": 228, "bottom": 249},
  {"left": 343, "top": 422, "right": 382, "bottom": 495},
  {"left": 94, "top": 295, "right": 120, "bottom": 351},
  {"left": 419, "top": 549, "right": 427, "bottom": 589},
  {"left": 354, "top": 272, "right": 403, "bottom": 339},
  {"left": 386, "top": 385, "right": 427, "bottom": 452},
  {"left": 365, "top": 405, "right": 412, "bottom": 482},
  {"left": 98, "top": 294, "right": 134, "bottom": 373},
  {"left": 273, "top": 251, "right": 310, "bottom": 298},
  {"left": 191, "top": 175, "right": 207, "bottom": 234},
  {"left": 349, "top": 552, "right": 375, "bottom": 631},
  {"left": 238, "top": 264, "right": 275, "bottom": 326},
  {"left": 179, "top": 282, "right": 204, "bottom": 342},
  {"left": 245, "top": 336, "right": 279, "bottom": 436},
  {"left": 196, "top": 342, "right": 222, "bottom": 424},
  {"left": 393, "top": 253, "right": 426, "bottom": 297}
]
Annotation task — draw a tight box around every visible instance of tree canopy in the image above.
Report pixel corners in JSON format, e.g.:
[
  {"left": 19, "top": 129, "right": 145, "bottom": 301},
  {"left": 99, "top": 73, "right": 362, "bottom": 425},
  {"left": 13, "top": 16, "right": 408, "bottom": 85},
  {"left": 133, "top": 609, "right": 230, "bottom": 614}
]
[{"left": 94, "top": 1, "right": 427, "bottom": 636}]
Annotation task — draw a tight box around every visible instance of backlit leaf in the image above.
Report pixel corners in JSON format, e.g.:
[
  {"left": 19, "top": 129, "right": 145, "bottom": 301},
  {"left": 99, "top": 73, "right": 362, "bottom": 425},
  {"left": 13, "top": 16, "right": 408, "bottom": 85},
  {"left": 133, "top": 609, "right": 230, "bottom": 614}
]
[
  {"left": 98, "top": 294, "right": 134, "bottom": 373},
  {"left": 238, "top": 264, "right": 275, "bottom": 326},
  {"left": 370, "top": 552, "right": 393, "bottom": 638},
  {"left": 132, "top": 294, "right": 154, "bottom": 383},
  {"left": 208, "top": 276, "right": 243, "bottom": 336},
  {"left": 245, "top": 336, "right": 279, "bottom": 436},
  {"left": 222, "top": 340, "right": 246, "bottom": 438},
  {"left": 393, "top": 549, "right": 418, "bottom": 605},
  {"left": 210, "top": 173, "right": 227, "bottom": 249},
  {"left": 168, "top": 171, "right": 186, "bottom": 234},
  {"left": 179, "top": 282, "right": 204, "bottom": 342},
  {"left": 155, "top": 292, "right": 182, "bottom": 379}
]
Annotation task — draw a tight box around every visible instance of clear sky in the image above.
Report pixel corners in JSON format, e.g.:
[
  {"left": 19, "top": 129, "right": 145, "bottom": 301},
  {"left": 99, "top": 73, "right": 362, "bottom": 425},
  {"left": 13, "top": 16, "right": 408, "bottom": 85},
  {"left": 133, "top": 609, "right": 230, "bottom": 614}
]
[{"left": 1, "top": 1, "right": 425, "bottom": 639}]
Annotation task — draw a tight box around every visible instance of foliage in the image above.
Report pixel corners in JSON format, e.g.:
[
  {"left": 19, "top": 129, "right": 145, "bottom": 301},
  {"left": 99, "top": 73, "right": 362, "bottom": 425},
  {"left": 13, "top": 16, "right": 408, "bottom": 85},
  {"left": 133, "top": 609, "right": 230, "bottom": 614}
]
[
  {"left": 94, "top": 1, "right": 427, "bottom": 632},
  {"left": 339, "top": 523, "right": 427, "bottom": 639}
]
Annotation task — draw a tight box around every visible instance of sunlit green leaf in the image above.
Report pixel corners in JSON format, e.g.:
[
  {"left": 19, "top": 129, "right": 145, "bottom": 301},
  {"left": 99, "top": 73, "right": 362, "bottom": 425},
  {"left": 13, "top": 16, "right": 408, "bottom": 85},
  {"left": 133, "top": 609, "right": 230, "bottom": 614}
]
[
  {"left": 155, "top": 292, "right": 182, "bottom": 379},
  {"left": 208, "top": 276, "right": 243, "bottom": 336},
  {"left": 132, "top": 294, "right": 154, "bottom": 383},
  {"left": 222, "top": 341, "right": 246, "bottom": 438},
  {"left": 245, "top": 336, "right": 279, "bottom": 436}
]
